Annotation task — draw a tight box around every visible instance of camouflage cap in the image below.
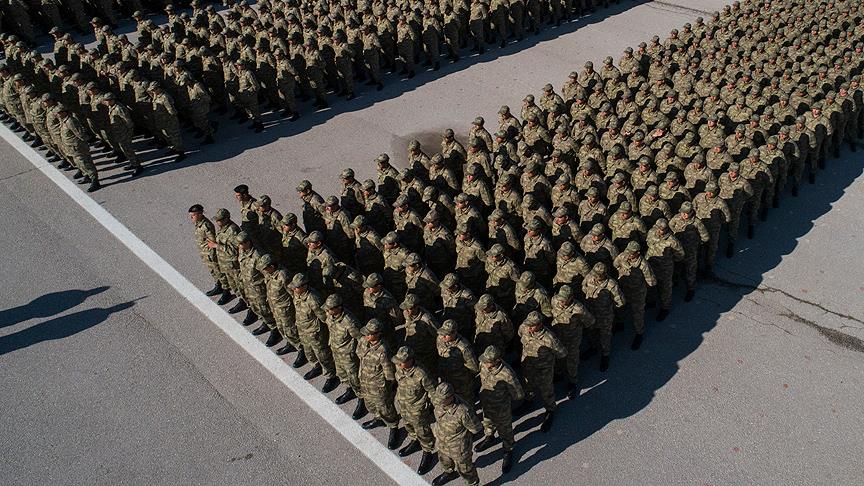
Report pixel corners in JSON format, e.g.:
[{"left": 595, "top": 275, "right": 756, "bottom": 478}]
[
  {"left": 526, "top": 219, "right": 543, "bottom": 232},
  {"left": 258, "top": 253, "right": 275, "bottom": 269},
  {"left": 362, "top": 319, "right": 383, "bottom": 335},
  {"left": 296, "top": 180, "right": 312, "bottom": 192},
  {"left": 235, "top": 231, "right": 251, "bottom": 244},
  {"left": 558, "top": 241, "right": 576, "bottom": 257},
  {"left": 323, "top": 293, "right": 343, "bottom": 310},
  {"left": 478, "top": 293, "right": 495, "bottom": 308},
  {"left": 363, "top": 273, "right": 383, "bottom": 288},
  {"left": 591, "top": 262, "right": 608, "bottom": 276},
  {"left": 479, "top": 345, "right": 502, "bottom": 363},
  {"left": 619, "top": 201, "right": 632, "bottom": 212},
  {"left": 400, "top": 293, "right": 420, "bottom": 310},
  {"left": 437, "top": 319, "right": 458, "bottom": 336},
  {"left": 524, "top": 311, "right": 543, "bottom": 326},
  {"left": 680, "top": 201, "right": 693, "bottom": 213},
  {"left": 664, "top": 172, "right": 679, "bottom": 181},
  {"left": 305, "top": 230, "right": 324, "bottom": 243},
  {"left": 214, "top": 208, "right": 230, "bottom": 221},
  {"left": 519, "top": 271, "right": 536, "bottom": 285},
  {"left": 441, "top": 273, "right": 459, "bottom": 288},
  {"left": 405, "top": 253, "right": 422, "bottom": 265},
  {"left": 392, "top": 346, "right": 414, "bottom": 364},
  {"left": 382, "top": 231, "right": 399, "bottom": 244},
  {"left": 498, "top": 105, "right": 511, "bottom": 115},
  {"left": 289, "top": 272, "right": 309, "bottom": 288},
  {"left": 473, "top": 116, "right": 484, "bottom": 125},
  {"left": 362, "top": 179, "right": 375, "bottom": 191},
  {"left": 523, "top": 94, "right": 534, "bottom": 103},
  {"left": 422, "top": 209, "right": 440, "bottom": 223},
  {"left": 590, "top": 223, "right": 605, "bottom": 236},
  {"left": 705, "top": 181, "right": 718, "bottom": 193},
  {"left": 282, "top": 213, "right": 297, "bottom": 225},
  {"left": 655, "top": 218, "right": 669, "bottom": 229},
  {"left": 325, "top": 195, "right": 339, "bottom": 207},
  {"left": 351, "top": 214, "right": 367, "bottom": 228},
  {"left": 340, "top": 168, "right": 355, "bottom": 179},
  {"left": 394, "top": 194, "right": 410, "bottom": 207},
  {"left": 443, "top": 128, "right": 455, "bottom": 138},
  {"left": 435, "top": 382, "right": 455, "bottom": 400},
  {"left": 487, "top": 244, "right": 505, "bottom": 257}
]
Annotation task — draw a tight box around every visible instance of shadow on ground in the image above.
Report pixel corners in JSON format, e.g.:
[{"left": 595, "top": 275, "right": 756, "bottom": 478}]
[
  {"left": 474, "top": 151, "right": 864, "bottom": 484},
  {"left": 0, "top": 286, "right": 109, "bottom": 329},
  {"left": 0, "top": 299, "right": 135, "bottom": 356}
]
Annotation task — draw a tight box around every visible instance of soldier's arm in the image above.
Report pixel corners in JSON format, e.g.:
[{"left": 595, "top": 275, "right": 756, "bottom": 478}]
[
  {"left": 462, "top": 343, "right": 480, "bottom": 374},
  {"left": 382, "top": 355, "right": 396, "bottom": 382},
  {"left": 461, "top": 405, "right": 483, "bottom": 435},
  {"left": 507, "top": 368, "right": 525, "bottom": 402},
  {"left": 550, "top": 333, "right": 567, "bottom": 359},
  {"left": 696, "top": 220, "right": 710, "bottom": 243},
  {"left": 611, "top": 282, "right": 626, "bottom": 307}
]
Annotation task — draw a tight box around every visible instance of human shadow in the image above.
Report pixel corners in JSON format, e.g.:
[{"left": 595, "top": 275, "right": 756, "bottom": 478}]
[
  {"left": 0, "top": 286, "right": 109, "bottom": 329},
  {"left": 471, "top": 149, "right": 864, "bottom": 484},
  {"left": 0, "top": 300, "right": 136, "bottom": 356}
]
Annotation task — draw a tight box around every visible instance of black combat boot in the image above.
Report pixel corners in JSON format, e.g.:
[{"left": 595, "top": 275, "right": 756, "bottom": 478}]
[
  {"left": 217, "top": 291, "right": 235, "bottom": 305},
  {"left": 474, "top": 435, "right": 495, "bottom": 452},
  {"left": 630, "top": 333, "right": 643, "bottom": 350},
  {"left": 352, "top": 399, "right": 367, "bottom": 419},
  {"left": 387, "top": 427, "right": 402, "bottom": 450},
  {"left": 303, "top": 364, "right": 322, "bottom": 380},
  {"left": 361, "top": 418, "right": 384, "bottom": 430},
  {"left": 275, "top": 342, "right": 295, "bottom": 355},
  {"left": 656, "top": 309, "right": 669, "bottom": 322},
  {"left": 502, "top": 451, "right": 514, "bottom": 473},
  {"left": 291, "top": 350, "right": 307, "bottom": 368},
  {"left": 73, "top": 170, "right": 83, "bottom": 179},
  {"left": 252, "top": 120, "right": 264, "bottom": 133},
  {"left": 540, "top": 411, "right": 555, "bottom": 433},
  {"left": 568, "top": 382, "right": 579, "bottom": 399},
  {"left": 335, "top": 387, "right": 356, "bottom": 404},
  {"left": 322, "top": 376, "right": 340, "bottom": 393},
  {"left": 399, "top": 440, "right": 420, "bottom": 457},
  {"left": 242, "top": 310, "right": 258, "bottom": 325},
  {"left": 86, "top": 180, "right": 101, "bottom": 192},
  {"left": 432, "top": 471, "right": 459, "bottom": 486},
  {"left": 205, "top": 282, "right": 223, "bottom": 296},
  {"left": 418, "top": 451, "right": 436, "bottom": 475},
  {"left": 251, "top": 324, "right": 269, "bottom": 336},
  {"left": 265, "top": 330, "right": 282, "bottom": 347},
  {"left": 228, "top": 299, "right": 248, "bottom": 314}
]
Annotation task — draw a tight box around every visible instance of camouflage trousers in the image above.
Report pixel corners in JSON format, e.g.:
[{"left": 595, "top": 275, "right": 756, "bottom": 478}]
[
  {"left": 619, "top": 286, "right": 647, "bottom": 335},
  {"left": 69, "top": 145, "right": 98, "bottom": 180},
  {"left": 154, "top": 115, "right": 183, "bottom": 151},
  {"left": 188, "top": 102, "right": 213, "bottom": 136},
  {"left": 201, "top": 251, "right": 221, "bottom": 284},
  {"left": 701, "top": 220, "right": 722, "bottom": 269},
  {"left": 333, "top": 350, "right": 361, "bottom": 395},
  {"left": 481, "top": 407, "right": 516, "bottom": 451},
  {"left": 108, "top": 132, "right": 142, "bottom": 169},
  {"left": 235, "top": 92, "right": 260, "bottom": 121},
  {"left": 680, "top": 246, "right": 699, "bottom": 289},
  {"left": 438, "top": 449, "right": 479, "bottom": 486},
  {"left": 297, "top": 325, "right": 336, "bottom": 378},
  {"left": 552, "top": 327, "right": 583, "bottom": 383},
  {"left": 745, "top": 184, "right": 769, "bottom": 226},
  {"left": 277, "top": 80, "right": 299, "bottom": 112},
  {"left": 422, "top": 34, "right": 440, "bottom": 64},
  {"left": 245, "top": 284, "right": 275, "bottom": 329},
  {"left": 651, "top": 263, "right": 675, "bottom": 311},
  {"left": 271, "top": 302, "right": 301, "bottom": 350},
  {"left": 724, "top": 197, "right": 745, "bottom": 244},
  {"left": 398, "top": 407, "right": 436, "bottom": 452},
  {"left": 523, "top": 363, "right": 556, "bottom": 411},
  {"left": 397, "top": 42, "right": 415, "bottom": 71},
  {"left": 362, "top": 384, "right": 398, "bottom": 427},
  {"left": 364, "top": 50, "right": 382, "bottom": 84},
  {"left": 217, "top": 260, "right": 241, "bottom": 296}
]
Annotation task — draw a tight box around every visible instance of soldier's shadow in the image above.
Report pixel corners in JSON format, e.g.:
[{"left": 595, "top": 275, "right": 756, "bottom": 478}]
[{"left": 473, "top": 152, "right": 864, "bottom": 484}]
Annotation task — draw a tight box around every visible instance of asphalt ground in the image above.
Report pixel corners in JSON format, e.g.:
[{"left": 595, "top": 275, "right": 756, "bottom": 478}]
[{"left": 3, "top": 1, "right": 864, "bottom": 485}]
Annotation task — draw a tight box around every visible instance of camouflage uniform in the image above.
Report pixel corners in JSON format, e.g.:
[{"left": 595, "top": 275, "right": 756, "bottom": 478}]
[
  {"left": 550, "top": 287, "right": 595, "bottom": 385},
  {"left": 477, "top": 348, "right": 524, "bottom": 452},
  {"left": 393, "top": 348, "right": 437, "bottom": 453},
  {"left": 519, "top": 312, "right": 566, "bottom": 412},
  {"left": 431, "top": 384, "right": 483, "bottom": 486}
]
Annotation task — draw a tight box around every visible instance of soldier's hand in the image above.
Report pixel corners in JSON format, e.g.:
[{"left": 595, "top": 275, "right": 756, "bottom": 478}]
[{"left": 207, "top": 240, "right": 218, "bottom": 249}]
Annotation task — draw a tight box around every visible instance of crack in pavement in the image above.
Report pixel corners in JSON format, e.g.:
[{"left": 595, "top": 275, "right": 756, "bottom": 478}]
[
  {"left": 649, "top": 1, "right": 713, "bottom": 16},
  {"left": 701, "top": 275, "right": 864, "bottom": 353},
  {"left": 0, "top": 167, "right": 38, "bottom": 182},
  {"left": 697, "top": 295, "right": 797, "bottom": 337}
]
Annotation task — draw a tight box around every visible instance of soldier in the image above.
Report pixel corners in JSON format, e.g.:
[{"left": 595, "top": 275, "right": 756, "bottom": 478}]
[
  {"left": 437, "top": 319, "right": 480, "bottom": 407},
  {"left": 357, "top": 319, "right": 401, "bottom": 450},
  {"left": 323, "top": 294, "right": 362, "bottom": 405},
  {"left": 717, "top": 163, "right": 753, "bottom": 255},
  {"left": 260, "top": 254, "right": 301, "bottom": 356},
  {"left": 296, "top": 180, "right": 326, "bottom": 235},
  {"left": 474, "top": 345, "right": 523, "bottom": 473},
  {"left": 178, "top": 71, "right": 215, "bottom": 144},
  {"left": 519, "top": 311, "right": 566, "bottom": 431},
  {"left": 692, "top": 182, "right": 731, "bottom": 273},
  {"left": 305, "top": 230, "right": 337, "bottom": 294},
  {"left": 553, "top": 241, "right": 591, "bottom": 294},
  {"left": 550, "top": 285, "right": 595, "bottom": 396},
  {"left": 57, "top": 104, "right": 100, "bottom": 192},
  {"left": 352, "top": 215, "right": 384, "bottom": 276},
  {"left": 289, "top": 273, "right": 338, "bottom": 384},
  {"left": 102, "top": 93, "right": 142, "bottom": 175},
  {"left": 582, "top": 262, "right": 625, "bottom": 371},
  {"left": 646, "top": 219, "right": 685, "bottom": 321},
  {"left": 485, "top": 243, "right": 520, "bottom": 310},
  {"left": 453, "top": 224, "right": 487, "bottom": 294},
  {"left": 279, "top": 213, "right": 307, "bottom": 275},
  {"left": 669, "top": 202, "right": 709, "bottom": 301},
  {"left": 612, "top": 241, "right": 655, "bottom": 349},
  {"left": 147, "top": 82, "right": 185, "bottom": 160},
  {"left": 440, "top": 273, "right": 478, "bottom": 336},
  {"left": 362, "top": 273, "right": 401, "bottom": 351},
  {"left": 393, "top": 346, "right": 437, "bottom": 475},
  {"left": 473, "top": 293, "right": 514, "bottom": 355},
  {"left": 430, "top": 382, "right": 483, "bottom": 486},
  {"left": 404, "top": 252, "right": 441, "bottom": 311},
  {"left": 382, "top": 232, "right": 410, "bottom": 300},
  {"left": 233, "top": 60, "right": 264, "bottom": 132},
  {"left": 189, "top": 204, "right": 222, "bottom": 297},
  {"left": 237, "top": 233, "right": 277, "bottom": 336},
  {"left": 211, "top": 209, "right": 243, "bottom": 308},
  {"left": 401, "top": 293, "right": 440, "bottom": 375}
]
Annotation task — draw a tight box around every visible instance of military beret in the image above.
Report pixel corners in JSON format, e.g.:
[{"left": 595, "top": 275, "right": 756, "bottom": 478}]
[
  {"left": 325, "top": 195, "right": 339, "bottom": 207},
  {"left": 392, "top": 346, "right": 414, "bottom": 364},
  {"left": 438, "top": 319, "right": 458, "bottom": 336},
  {"left": 235, "top": 231, "right": 251, "bottom": 244},
  {"left": 524, "top": 311, "right": 543, "bottom": 326},
  {"left": 479, "top": 345, "right": 502, "bottom": 363},
  {"left": 305, "top": 230, "right": 324, "bottom": 243},
  {"left": 362, "top": 319, "right": 383, "bottom": 335},
  {"left": 188, "top": 204, "right": 204, "bottom": 213},
  {"left": 487, "top": 244, "right": 505, "bottom": 257}
]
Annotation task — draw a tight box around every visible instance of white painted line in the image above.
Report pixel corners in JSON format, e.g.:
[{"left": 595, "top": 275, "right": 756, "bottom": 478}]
[{"left": 0, "top": 124, "right": 427, "bottom": 486}]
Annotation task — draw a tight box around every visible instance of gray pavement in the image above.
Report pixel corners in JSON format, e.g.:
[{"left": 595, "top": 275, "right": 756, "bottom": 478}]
[{"left": 3, "top": 1, "right": 864, "bottom": 485}]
